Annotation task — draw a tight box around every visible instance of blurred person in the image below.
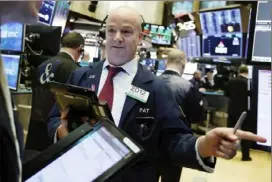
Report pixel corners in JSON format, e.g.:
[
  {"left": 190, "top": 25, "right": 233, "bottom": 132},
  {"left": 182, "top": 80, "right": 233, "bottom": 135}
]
[
  {"left": 159, "top": 49, "right": 204, "bottom": 182},
  {"left": 201, "top": 70, "right": 214, "bottom": 90},
  {"left": 190, "top": 70, "right": 203, "bottom": 89},
  {"left": 25, "top": 32, "right": 84, "bottom": 151},
  {"left": 0, "top": 1, "right": 42, "bottom": 181},
  {"left": 225, "top": 65, "right": 253, "bottom": 161}
]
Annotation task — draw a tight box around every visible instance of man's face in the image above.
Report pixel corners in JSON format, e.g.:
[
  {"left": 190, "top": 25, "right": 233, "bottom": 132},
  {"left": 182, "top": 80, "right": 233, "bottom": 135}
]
[
  {"left": 195, "top": 72, "right": 201, "bottom": 80},
  {"left": 105, "top": 13, "right": 142, "bottom": 66},
  {"left": 0, "top": 1, "right": 42, "bottom": 24}
]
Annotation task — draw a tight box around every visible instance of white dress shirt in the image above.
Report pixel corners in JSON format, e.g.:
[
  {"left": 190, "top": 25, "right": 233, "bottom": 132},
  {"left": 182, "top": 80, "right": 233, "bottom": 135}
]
[{"left": 98, "top": 59, "right": 138, "bottom": 126}]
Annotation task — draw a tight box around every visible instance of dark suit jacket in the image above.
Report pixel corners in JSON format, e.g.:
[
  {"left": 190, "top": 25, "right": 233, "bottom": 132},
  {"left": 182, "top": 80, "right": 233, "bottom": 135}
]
[
  {"left": 26, "top": 52, "right": 80, "bottom": 151},
  {"left": 48, "top": 61, "right": 215, "bottom": 182},
  {"left": 161, "top": 70, "right": 204, "bottom": 124},
  {"left": 224, "top": 75, "right": 249, "bottom": 127}
]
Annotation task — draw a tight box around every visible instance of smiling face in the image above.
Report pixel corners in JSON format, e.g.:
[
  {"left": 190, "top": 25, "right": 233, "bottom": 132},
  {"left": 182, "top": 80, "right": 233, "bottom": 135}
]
[{"left": 105, "top": 7, "right": 143, "bottom": 66}]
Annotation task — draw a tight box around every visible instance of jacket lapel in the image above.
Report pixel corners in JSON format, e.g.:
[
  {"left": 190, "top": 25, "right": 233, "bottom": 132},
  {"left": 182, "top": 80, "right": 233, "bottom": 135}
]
[
  {"left": 119, "top": 64, "right": 153, "bottom": 128},
  {"left": 82, "top": 61, "right": 104, "bottom": 95}
]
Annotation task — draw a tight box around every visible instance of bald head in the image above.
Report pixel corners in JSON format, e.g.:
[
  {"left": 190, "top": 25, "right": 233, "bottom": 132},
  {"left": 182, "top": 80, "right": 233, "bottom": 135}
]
[
  {"left": 105, "top": 6, "right": 144, "bottom": 66},
  {"left": 167, "top": 49, "right": 187, "bottom": 66},
  {"left": 107, "top": 6, "right": 143, "bottom": 32}
]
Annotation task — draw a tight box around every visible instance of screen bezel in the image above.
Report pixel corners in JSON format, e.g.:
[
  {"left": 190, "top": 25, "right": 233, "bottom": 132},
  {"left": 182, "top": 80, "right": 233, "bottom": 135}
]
[
  {"left": 246, "top": 1, "right": 271, "bottom": 65},
  {"left": 1, "top": 54, "right": 21, "bottom": 91},
  {"left": 251, "top": 65, "right": 271, "bottom": 152},
  {"left": 0, "top": 23, "right": 26, "bottom": 54},
  {"left": 23, "top": 121, "right": 144, "bottom": 182}
]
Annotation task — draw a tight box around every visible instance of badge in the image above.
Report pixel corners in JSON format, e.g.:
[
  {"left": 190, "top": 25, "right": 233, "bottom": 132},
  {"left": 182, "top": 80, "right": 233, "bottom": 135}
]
[{"left": 126, "top": 85, "right": 149, "bottom": 103}]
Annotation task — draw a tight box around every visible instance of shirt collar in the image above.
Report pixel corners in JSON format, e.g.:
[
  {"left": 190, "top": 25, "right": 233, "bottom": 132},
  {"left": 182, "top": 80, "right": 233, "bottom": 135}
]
[
  {"left": 103, "top": 59, "right": 138, "bottom": 76},
  {"left": 165, "top": 68, "right": 181, "bottom": 76}
]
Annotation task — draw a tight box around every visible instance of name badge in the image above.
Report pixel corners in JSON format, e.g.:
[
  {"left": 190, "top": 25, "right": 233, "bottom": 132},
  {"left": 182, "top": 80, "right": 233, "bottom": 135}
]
[{"left": 126, "top": 85, "right": 149, "bottom": 103}]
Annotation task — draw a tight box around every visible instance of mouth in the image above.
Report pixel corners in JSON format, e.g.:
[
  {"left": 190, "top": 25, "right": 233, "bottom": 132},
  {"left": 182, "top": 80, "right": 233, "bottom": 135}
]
[{"left": 112, "top": 46, "right": 124, "bottom": 49}]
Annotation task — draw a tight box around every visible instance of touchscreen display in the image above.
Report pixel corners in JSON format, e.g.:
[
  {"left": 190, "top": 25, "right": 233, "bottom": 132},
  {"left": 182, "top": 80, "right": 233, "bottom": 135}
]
[{"left": 26, "top": 126, "right": 131, "bottom": 182}]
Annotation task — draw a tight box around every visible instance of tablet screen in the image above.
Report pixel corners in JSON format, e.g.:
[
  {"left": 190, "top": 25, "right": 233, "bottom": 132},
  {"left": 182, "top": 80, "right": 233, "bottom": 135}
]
[{"left": 26, "top": 126, "right": 131, "bottom": 182}]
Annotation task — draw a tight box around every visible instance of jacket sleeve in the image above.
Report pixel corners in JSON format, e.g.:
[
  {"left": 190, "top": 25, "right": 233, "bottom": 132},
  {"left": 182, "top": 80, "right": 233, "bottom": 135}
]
[
  {"left": 157, "top": 80, "right": 215, "bottom": 171},
  {"left": 47, "top": 71, "right": 77, "bottom": 140}
]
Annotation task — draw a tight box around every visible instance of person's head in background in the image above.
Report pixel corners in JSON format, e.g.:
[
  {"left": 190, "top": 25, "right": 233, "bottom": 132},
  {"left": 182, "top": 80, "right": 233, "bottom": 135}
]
[
  {"left": 81, "top": 51, "right": 90, "bottom": 62},
  {"left": 206, "top": 70, "right": 214, "bottom": 81},
  {"left": 166, "top": 49, "right": 187, "bottom": 76},
  {"left": 193, "top": 70, "right": 202, "bottom": 80},
  {"left": 105, "top": 6, "right": 143, "bottom": 66},
  {"left": 238, "top": 64, "right": 248, "bottom": 78},
  {"left": 0, "top": 1, "right": 42, "bottom": 24},
  {"left": 61, "top": 32, "right": 85, "bottom": 62}
]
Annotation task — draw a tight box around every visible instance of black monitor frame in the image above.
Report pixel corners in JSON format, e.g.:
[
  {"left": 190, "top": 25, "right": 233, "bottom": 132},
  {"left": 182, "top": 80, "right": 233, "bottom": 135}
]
[
  {"left": 246, "top": 1, "right": 271, "bottom": 66},
  {"left": 250, "top": 65, "right": 271, "bottom": 152}
]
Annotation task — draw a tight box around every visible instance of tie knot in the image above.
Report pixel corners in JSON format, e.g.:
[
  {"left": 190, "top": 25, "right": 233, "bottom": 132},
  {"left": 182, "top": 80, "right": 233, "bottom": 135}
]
[{"left": 107, "top": 66, "right": 123, "bottom": 78}]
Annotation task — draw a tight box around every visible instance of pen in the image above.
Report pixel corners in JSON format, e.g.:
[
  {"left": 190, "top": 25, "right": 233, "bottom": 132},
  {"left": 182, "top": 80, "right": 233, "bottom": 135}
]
[{"left": 233, "top": 111, "right": 247, "bottom": 134}]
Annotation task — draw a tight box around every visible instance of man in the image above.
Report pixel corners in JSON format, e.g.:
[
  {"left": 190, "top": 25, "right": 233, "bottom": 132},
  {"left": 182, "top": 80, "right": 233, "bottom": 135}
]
[
  {"left": 26, "top": 32, "right": 84, "bottom": 151},
  {"left": 159, "top": 49, "right": 204, "bottom": 182},
  {"left": 0, "top": 1, "right": 42, "bottom": 181},
  {"left": 48, "top": 6, "right": 265, "bottom": 182},
  {"left": 201, "top": 70, "right": 214, "bottom": 90},
  {"left": 190, "top": 70, "right": 203, "bottom": 90},
  {"left": 225, "top": 65, "right": 253, "bottom": 161}
]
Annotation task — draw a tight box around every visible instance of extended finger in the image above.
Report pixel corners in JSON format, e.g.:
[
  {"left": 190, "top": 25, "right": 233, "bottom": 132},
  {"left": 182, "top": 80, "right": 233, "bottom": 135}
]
[
  {"left": 220, "top": 139, "right": 239, "bottom": 150},
  {"left": 61, "top": 107, "right": 70, "bottom": 121},
  {"left": 235, "top": 130, "right": 267, "bottom": 143}
]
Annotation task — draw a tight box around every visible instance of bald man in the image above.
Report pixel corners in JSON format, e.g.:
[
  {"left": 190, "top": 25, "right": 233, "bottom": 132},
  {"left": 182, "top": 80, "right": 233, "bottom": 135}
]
[
  {"left": 49, "top": 6, "right": 266, "bottom": 182},
  {"left": 159, "top": 49, "right": 204, "bottom": 182},
  {"left": 0, "top": 1, "right": 42, "bottom": 182}
]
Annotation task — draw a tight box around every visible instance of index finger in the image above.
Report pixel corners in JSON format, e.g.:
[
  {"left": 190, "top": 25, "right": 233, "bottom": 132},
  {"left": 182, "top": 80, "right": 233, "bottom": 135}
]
[{"left": 235, "top": 130, "right": 267, "bottom": 143}]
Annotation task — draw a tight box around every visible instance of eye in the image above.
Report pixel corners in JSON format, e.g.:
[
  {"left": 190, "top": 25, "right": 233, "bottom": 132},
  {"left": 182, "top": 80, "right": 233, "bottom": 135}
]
[
  {"left": 121, "top": 29, "right": 133, "bottom": 36},
  {"left": 107, "top": 28, "right": 116, "bottom": 34}
]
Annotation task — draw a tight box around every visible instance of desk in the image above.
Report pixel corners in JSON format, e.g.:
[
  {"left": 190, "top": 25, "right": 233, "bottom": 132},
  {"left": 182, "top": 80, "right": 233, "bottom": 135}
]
[{"left": 201, "top": 91, "right": 224, "bottom": 96}]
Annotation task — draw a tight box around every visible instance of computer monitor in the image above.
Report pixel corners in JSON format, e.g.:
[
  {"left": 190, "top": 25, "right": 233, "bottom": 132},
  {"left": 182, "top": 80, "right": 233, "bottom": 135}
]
[
  {"left": 38, "top": 0, "right": 57, "bottom": 25},
  {"left": 200, "top": 8, "right": 242, "bottom": 35},
  {"left": 157, "top": 59, "right": 166, "bottom": 72},
  {"left": 183, "top": 62, "right": 198, "bottom": 75},
  {"left": 202, "top": 33, "right": 243, "bottom": 58},
  {"left": 142, "top": 24, "right": 172, "bottom": 46},
  {"left": 0, "top": 22, "right": 25, "bottom": 53},
  {"left": 1, "top": 54, "right": 21, "bottom": 90},
  {"left": 251, "top": 1, "right": 271, "bottom": 63},
  {"left": 172, "top": 1, "right": 193, "bottom": 16},
  {"left": 178, "top": 35, "right": 201, "bottom": 59},
  {"left": 51, "top": 1, "right": 70, "bottom": 35},
  {"left": 200, "top": 1, "right": 227, "bottom": 10},
  {"left": 25, "top": 25, "right": 62, "bottom": 56},
  {"left": 257, "top": 69, "right": 271, "bottom": 147}
]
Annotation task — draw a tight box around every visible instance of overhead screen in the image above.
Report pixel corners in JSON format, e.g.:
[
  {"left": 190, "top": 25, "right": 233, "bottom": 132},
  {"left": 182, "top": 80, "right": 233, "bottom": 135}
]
[
  {"left": 200, "top": 1, "right": 227, "bottom": 9},
  {"left": 178, "top": 35, "right": 201, "bottom": 59},
  {"left": 251, "top": 1, "right": 271, "bottom": 63},
  {"left": 172, "top": 1, "right": 193, "bottom": 16},
  {"left": 38, "top": 0, "right": 56, "bottom": 25},
  {"left": 51, "top": 1, "right": 70, "bottom": 35},
  {"left": 1, "top": 54, "right": 21, "bottom": 90},
  {"left": 200, "top": 8, "right": 243, "bottom": 58},
  {"left": 257, "top": 70, "right": 271, "bottom": 147},
  {"left": 0, "top": 22, "right": 25, "bottom": 52},
  {"left": 143, "top": 24, "right": 172, "bottom": 46}
]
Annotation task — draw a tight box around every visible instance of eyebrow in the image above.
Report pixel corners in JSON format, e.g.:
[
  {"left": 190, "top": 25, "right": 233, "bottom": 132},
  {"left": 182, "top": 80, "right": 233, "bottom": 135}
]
[{"left": 107, "top": 24, "right": 134, "bottom": 29}]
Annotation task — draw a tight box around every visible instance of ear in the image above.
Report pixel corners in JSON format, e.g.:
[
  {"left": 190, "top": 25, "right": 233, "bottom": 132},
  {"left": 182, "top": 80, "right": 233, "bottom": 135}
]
[{"left": 138, "top": 32, "right": 144, "bottom": 41}]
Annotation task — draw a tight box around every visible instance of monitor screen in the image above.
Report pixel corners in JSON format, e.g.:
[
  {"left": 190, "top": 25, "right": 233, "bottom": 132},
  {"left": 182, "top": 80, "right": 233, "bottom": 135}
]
[
  {"left": 182, "top": 74, "right": 193, "bottom": 80},
  {"left": 200, "top": 1, "right": 227, "bottom": 10},
  {"left": 143, "top": 24, "right": 172, "bottom": 46},
  {"left": 251, "top": 1, "right": 272, "bottom": 63},
  {"left": 172, "top": 1, "right": 193, "bottom": 16},
  {"left": 1, "top": 54, "right": 21, "bottom": 90},
  {"left": 25, "top": 126, "right": 131, "bottom": 182},
  {"left": 183, "top": 62, "right": 198, "bottom": 75},
  {"left": 178, "top": 35, "right": 201, "bottom": 59},
  {"left": 51, "top": 1, "right": 70, "bottom": 35},
  {"left": 200, "top": 8, "right": 242, "bottom": 35},
  {"left": 257, "top": 70, "right": 271, "bottom": 147},
  {"left": 38, "top": 0, "right": 56, "bottom": 25},
  {"left": 0, "top": 22, "right": 25, "bottom": 52},
  {"left": 202, "top": 33, "right": 243, "bottom": 58}
]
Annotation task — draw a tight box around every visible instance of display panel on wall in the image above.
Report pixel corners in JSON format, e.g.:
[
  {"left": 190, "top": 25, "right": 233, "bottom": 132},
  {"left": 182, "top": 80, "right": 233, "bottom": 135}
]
[
  {"left": 200, "top": 8, "right": 243, "bottom": 58},
  {"left": 250, "top": 1, "right": 271, "bottom": 64},
  {"left": 38, "top": 0, "right": 56, "bottom": 25},
  {"left": 142, "top": 24, "right": 172, "bottom": 46},
  {"left": 200, "top": 1, "right": 227, "bottom": 10},
  {"left": 172, "top": 1, "right": 193, "bottom": 16},
  {"left": 51, "top": 1, "right": 71, "bottom": 35}
]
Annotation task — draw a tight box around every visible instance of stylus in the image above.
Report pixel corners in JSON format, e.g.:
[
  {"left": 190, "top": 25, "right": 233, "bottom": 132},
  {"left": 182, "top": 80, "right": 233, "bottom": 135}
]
[{"left": 233, "top": 111, "right": 247, "bottom": 134}]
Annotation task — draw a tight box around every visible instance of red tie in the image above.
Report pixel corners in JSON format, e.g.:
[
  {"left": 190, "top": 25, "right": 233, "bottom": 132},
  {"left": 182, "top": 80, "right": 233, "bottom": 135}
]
[{"left": 98, "top": 66, "right": 123, "bottom": 110}]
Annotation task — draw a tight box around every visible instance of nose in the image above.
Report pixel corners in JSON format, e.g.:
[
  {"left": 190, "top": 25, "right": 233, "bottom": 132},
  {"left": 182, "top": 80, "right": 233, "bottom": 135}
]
[{"left": 114, "top": 31, "right": 123, "bottom": 42}]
